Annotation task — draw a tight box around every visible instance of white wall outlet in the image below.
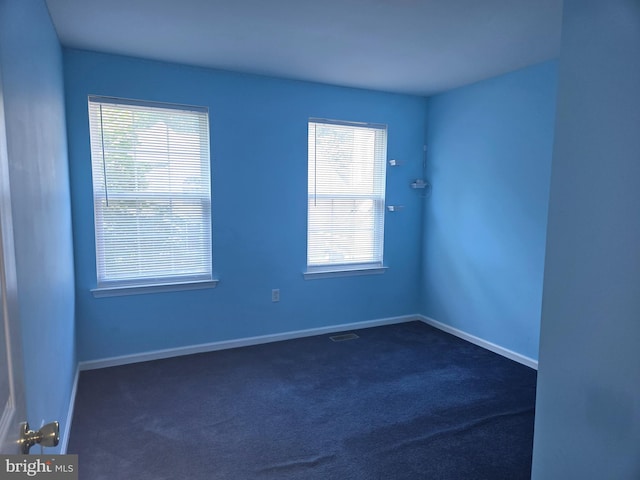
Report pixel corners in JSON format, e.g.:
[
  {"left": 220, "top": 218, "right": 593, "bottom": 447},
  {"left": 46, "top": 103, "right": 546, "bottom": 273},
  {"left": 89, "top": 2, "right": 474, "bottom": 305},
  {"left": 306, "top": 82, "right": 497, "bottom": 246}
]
[{"left": 272, "top": 289, "right": 280, "bottom": 302}]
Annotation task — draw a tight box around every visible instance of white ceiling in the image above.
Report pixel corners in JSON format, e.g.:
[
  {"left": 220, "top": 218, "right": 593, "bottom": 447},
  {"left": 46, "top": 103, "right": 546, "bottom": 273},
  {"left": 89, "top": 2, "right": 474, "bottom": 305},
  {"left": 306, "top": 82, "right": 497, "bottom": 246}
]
[{"left": 45, "top": 0, "right": 562, "bottom": 96}]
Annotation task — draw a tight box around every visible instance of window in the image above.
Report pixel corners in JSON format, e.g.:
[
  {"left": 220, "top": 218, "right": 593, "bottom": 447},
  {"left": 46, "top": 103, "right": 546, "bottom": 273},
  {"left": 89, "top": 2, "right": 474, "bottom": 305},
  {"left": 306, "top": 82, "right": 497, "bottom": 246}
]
[
  {"left": 307, "top": 119, "right": 387, "bottom": 276},
  {"left": 88, "top": 96, "right": 213, "bottom": 293}
]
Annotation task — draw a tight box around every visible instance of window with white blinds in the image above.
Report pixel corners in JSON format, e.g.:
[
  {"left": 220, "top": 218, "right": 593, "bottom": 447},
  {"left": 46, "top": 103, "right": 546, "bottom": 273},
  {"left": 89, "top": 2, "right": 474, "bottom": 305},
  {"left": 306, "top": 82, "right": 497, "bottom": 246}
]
[
  {"left": 88, "top": 96, "right": 212, "bottom": 289},
  {"left": 307, "top": 119, "right": 387, "bottom": 272}
]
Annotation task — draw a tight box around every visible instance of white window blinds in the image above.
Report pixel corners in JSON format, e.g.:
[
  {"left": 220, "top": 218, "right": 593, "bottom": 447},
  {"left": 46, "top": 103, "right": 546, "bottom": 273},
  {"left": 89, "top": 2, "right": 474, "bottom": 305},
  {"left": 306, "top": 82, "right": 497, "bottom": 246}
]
[
  {"left": 88, "top": 96, "right": 212, "bottom": 288},
  {"left": 307, "top": 119, "right": 387, "bottom": 270}
]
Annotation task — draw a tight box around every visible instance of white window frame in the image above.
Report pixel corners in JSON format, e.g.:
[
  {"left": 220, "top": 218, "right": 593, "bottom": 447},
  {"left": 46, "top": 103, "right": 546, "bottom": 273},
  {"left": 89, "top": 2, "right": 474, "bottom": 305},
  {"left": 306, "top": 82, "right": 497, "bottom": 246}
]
[
  {"left": 87, "top": 96, "right": 216, "bottom": 297},
  {"left": 305, "top": 118, "right": 388, "bottom": 279}
]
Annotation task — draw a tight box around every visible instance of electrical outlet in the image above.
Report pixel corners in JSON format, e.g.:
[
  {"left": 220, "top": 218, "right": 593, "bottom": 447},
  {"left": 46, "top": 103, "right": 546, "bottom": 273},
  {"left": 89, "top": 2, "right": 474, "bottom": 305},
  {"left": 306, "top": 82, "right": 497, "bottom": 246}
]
[{"left": 272, "top": 289, "right": 280, "bottom": 302}]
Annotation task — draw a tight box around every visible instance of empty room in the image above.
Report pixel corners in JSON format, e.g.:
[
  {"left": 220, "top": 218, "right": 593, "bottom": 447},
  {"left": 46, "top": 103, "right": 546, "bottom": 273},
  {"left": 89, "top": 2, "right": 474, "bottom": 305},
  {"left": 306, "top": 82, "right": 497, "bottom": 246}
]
[{"left": 0, "top": 0, "right": 638, "bottom": 479}]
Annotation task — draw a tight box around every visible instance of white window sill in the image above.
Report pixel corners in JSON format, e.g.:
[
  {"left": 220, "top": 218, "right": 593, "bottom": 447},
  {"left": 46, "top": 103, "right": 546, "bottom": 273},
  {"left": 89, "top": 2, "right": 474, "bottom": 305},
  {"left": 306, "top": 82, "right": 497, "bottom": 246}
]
[
  {"left": 91, "top": 279, "right": 219, "bottom": 298},
  {"left": 303, "top": 265, "right": 387, "bottom": 280}
]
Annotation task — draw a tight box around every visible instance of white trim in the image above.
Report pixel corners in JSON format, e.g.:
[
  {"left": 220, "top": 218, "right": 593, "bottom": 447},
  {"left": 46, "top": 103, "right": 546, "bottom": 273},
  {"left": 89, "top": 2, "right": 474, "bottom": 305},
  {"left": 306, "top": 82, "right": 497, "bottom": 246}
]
[
  {"left": 79, "top": 314, "right": 420, "bottom": 371},
  {"left": 0, "top": 399, "right": 14, "bottom": 449},
  {"left": 91, "top": 279, "right": 219, "bottom": 298},
  {"left": 418, "top": 315, "right": 538, "bottom": 370},
  {"left": 59, "top": 367, "right": 79, "bottom": 454},
  {"left": 308, "top": 117, "right": 386, "bottom": 130},
  {"left": 88, "top": 95, "right": 208, "bottom": 113},
  {"left": 77, "top": 313, "right": 538, "bottom": 371},
  {"left": 303, "top": 266, "right": 387, "bottom": 279}
]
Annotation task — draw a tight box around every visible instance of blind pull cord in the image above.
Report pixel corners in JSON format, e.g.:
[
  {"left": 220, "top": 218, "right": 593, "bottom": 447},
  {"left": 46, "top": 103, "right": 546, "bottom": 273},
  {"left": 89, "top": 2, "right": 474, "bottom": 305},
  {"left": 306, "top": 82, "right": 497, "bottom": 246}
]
[
  {"left": 314, "top": 123, "right": 317, "bottom": 207},
  {"left": 99, "top": 104, "right": 109, "bottom": 207}
]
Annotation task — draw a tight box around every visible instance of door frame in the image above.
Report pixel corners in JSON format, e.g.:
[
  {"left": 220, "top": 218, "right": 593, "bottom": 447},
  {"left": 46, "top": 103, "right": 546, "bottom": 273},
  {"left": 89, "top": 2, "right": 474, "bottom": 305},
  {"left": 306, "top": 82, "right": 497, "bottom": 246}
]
[{"left": 0, "top": 60, "right": 27, "bottom": 454}]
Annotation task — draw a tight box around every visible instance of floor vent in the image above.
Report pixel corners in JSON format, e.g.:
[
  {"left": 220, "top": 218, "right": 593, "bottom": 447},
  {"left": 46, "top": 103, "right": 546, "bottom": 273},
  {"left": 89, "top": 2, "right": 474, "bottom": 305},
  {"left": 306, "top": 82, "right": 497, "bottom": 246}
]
[{"left": 330, "top": 333, "right": 360, "bottom": 342}]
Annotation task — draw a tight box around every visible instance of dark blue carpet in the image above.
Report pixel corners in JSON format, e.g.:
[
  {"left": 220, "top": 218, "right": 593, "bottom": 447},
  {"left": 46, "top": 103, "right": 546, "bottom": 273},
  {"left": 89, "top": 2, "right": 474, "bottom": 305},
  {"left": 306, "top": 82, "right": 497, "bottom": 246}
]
[{"left": 68, "top": 321, "right": 536, "bottom": 479}]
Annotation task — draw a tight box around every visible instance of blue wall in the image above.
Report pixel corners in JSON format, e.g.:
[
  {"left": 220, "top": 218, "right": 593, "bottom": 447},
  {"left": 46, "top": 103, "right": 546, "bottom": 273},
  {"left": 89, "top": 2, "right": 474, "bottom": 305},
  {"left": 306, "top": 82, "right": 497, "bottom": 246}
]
[
  {"left": 532, "top": 1, "right": 640, "bottom": 478},
  {"left": 64, "top": 49, "right": 427, "bottom": 361},
  {"left": 0, "top": 0, "right": 76, "bottom": 451},
  {"left": 421, "top": 61, "right": 558, "bottom": 361}
]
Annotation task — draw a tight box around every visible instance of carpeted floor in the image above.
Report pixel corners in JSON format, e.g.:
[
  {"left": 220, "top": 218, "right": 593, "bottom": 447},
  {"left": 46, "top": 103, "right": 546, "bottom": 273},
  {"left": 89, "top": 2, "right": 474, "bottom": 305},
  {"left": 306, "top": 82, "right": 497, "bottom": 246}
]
[{"left": 68, "top": 321, "right": 537, "bottom": 479}]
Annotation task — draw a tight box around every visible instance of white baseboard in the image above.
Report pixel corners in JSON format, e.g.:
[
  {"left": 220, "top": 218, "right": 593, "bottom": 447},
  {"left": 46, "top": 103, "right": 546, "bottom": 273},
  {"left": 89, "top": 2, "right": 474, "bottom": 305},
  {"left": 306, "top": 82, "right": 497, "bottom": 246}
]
[
  {"left": 78, "top": 314, "right": 421, "bottom": 371},
  {"left": 59, "top": 366, "right": 79, "bottom": 454},
  {"left": 417, "top": 315, "right": 538, "bottom": 370},
  {"left": 66, "top": 313, "right": 535, "bottom": 451},
  {"left": 76, "top": 313, "right": 537, "bottom": 372}
]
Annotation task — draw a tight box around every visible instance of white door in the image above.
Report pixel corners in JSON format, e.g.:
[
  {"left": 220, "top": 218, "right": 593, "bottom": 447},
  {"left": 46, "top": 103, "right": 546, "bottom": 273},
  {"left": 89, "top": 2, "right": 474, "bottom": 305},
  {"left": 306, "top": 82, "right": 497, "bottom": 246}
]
[{"left": 0, "top": 62, "right": 27, "bottom": 454}]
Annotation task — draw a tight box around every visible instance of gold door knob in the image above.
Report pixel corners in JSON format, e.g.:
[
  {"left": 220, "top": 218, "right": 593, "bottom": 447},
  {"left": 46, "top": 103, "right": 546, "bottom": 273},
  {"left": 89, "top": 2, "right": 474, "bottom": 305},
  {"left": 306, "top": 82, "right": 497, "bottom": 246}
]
[{"left": 19, "top": 421, "right": 59, "bottom": 454}]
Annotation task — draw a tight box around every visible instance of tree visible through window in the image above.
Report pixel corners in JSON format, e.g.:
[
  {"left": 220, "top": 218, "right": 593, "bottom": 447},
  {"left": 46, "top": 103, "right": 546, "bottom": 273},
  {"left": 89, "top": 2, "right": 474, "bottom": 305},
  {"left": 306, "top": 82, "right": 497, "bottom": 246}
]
[
  {"left": 88, "top": 97, "right": 212, "bottom": 289},
  {"left": 307, "top": 119, "right": 387, "bottom": 271}
]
